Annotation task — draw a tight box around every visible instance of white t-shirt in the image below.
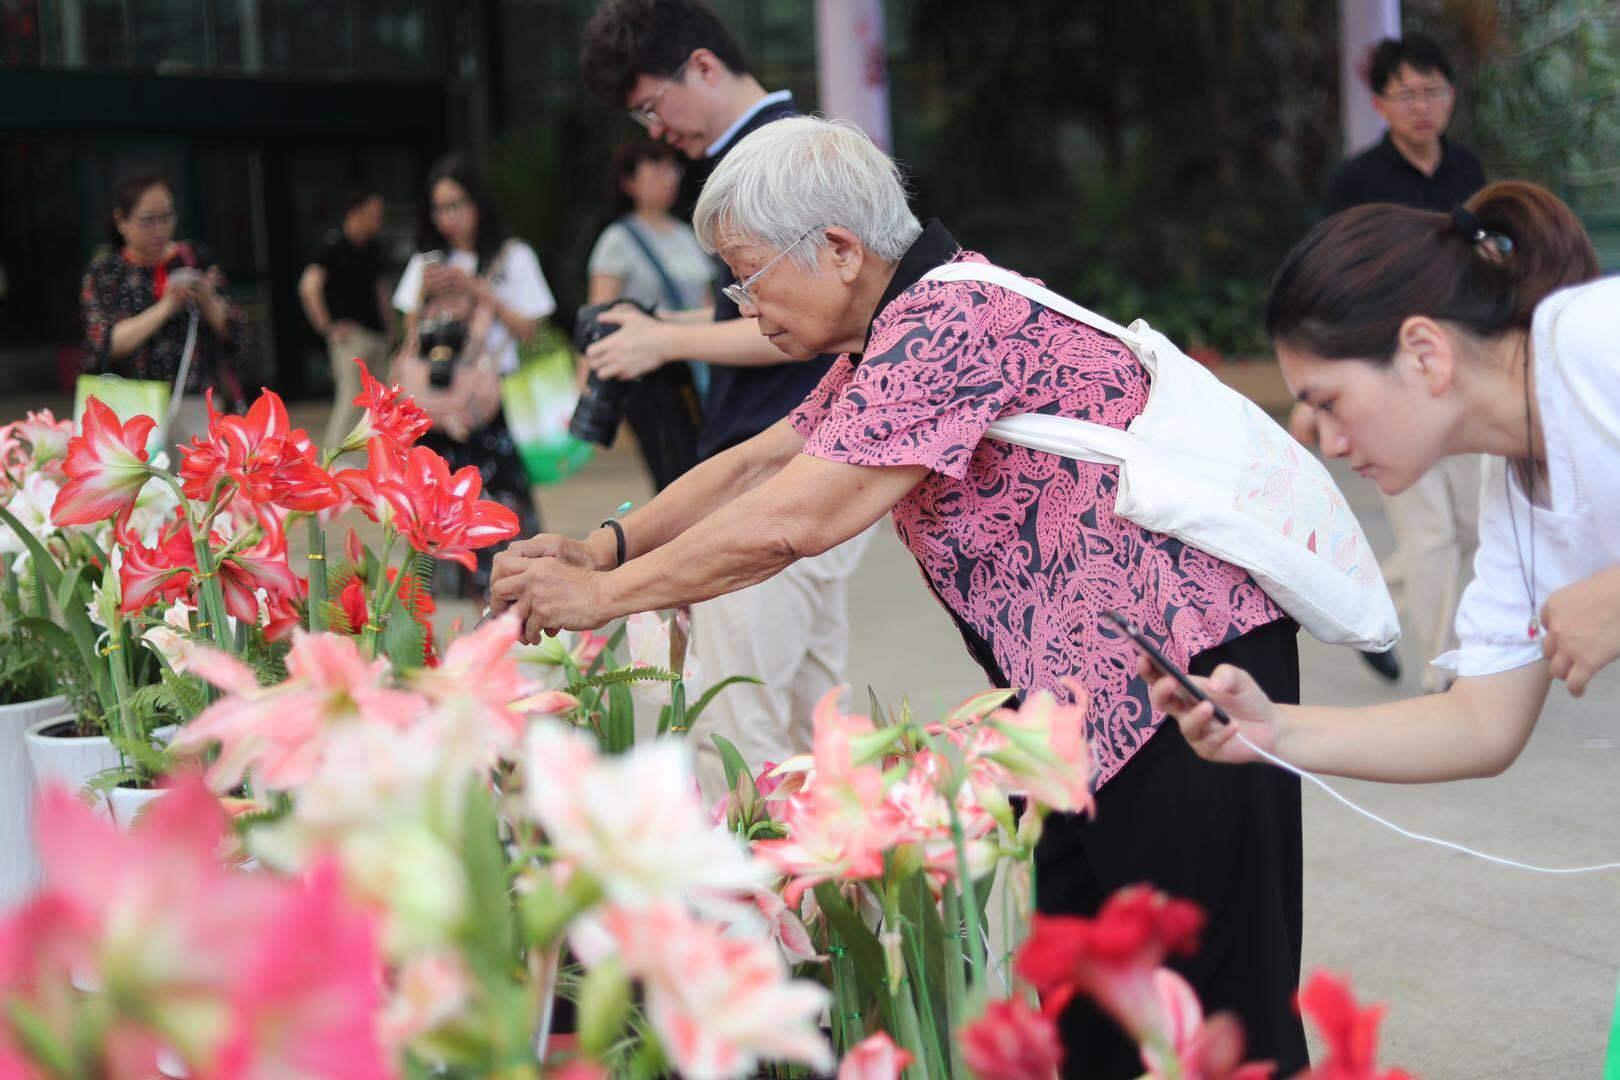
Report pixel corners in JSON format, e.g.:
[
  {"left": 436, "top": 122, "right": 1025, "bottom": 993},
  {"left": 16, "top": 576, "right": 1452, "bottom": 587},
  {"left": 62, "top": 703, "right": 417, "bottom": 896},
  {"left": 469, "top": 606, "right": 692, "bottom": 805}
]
[
  {"left": 393, "top": 240, "right": 556, "bottom": 374},
  {"left": 1438, "top": 275, "right": 1620, "bottom": 677}
]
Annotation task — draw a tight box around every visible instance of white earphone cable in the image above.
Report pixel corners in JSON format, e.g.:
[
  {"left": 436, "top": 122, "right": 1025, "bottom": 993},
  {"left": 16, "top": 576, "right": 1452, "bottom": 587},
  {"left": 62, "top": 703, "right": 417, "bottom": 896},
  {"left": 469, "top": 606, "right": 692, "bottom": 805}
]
[{"left": 1236, "top": 731, "right": 1620, "bottom": 875}]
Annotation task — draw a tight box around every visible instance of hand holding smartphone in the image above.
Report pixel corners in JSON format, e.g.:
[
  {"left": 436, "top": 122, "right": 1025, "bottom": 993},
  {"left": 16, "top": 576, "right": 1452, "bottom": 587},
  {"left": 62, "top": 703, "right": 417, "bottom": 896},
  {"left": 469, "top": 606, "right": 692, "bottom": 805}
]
[{"left": 1103, "top": 609, "right": 1232, "bottom": 725}]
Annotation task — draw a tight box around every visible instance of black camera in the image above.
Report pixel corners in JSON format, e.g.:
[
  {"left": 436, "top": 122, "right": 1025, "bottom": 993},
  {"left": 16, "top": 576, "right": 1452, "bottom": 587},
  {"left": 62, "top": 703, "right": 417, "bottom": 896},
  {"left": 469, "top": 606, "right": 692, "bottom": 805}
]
[
  {"left": 568, "top": 299, "right": 656, "bottom": 447},
  {"left": 417, "top": 313, "right": 468, "bottom": 389}
]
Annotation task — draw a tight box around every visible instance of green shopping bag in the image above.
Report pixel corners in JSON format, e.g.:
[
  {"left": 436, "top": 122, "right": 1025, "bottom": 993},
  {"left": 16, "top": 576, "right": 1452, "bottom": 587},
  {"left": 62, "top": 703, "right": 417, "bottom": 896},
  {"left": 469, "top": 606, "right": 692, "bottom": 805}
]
[
  {"left": 73, "top": 373, "right": 170, "bottom": 459},
  {"left": 502, "top": 326, "right": 594, "bottom": 485}
]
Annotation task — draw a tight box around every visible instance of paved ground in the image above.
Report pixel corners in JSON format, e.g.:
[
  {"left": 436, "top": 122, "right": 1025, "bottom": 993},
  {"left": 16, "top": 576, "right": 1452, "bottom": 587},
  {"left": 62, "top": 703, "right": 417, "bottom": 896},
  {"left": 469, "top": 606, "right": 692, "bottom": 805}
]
[{"left": 16, "top": 391, "right": 1618, "bottom": 1077}]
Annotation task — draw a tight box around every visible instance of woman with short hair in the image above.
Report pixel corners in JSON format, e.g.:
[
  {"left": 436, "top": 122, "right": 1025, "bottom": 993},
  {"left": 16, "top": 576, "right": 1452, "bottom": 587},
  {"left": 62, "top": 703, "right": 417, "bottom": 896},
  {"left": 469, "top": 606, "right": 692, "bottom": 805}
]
[
  {"left": 79, "top": 173, "right": 248, "bottom": 453},
  {"left": 1152, "top": 182, "right": 1611, "bottom": 786},
  {"left": 490, "top": 116, "right": 1309, "bottom": 1076}
]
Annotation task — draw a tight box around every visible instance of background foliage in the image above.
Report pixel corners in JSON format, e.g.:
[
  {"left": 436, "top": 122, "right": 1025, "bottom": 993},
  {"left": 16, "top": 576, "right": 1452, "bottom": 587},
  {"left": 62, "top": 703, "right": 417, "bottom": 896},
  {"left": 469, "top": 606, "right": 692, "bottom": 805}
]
[{"left": 487, "top": 0, "right": 1620, "bottom": 359}]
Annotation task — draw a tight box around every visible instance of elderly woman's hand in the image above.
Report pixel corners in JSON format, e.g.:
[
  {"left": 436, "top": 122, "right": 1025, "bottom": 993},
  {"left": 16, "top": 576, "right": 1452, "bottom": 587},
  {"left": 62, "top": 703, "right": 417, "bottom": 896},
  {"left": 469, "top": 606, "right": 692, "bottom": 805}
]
[{"left": 490, "top": 557, "right": 609, "bottom": 643}]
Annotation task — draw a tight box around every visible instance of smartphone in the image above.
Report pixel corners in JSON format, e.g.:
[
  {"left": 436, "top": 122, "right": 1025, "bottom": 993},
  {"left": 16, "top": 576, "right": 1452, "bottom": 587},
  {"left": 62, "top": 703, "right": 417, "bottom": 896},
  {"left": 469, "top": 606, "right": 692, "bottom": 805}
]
[
  {"left": 167, "top": 267, "right": 203, "bottom": 289},
  {"left": 1102, "top": 609, "right": 1232, "bottom": 725}
]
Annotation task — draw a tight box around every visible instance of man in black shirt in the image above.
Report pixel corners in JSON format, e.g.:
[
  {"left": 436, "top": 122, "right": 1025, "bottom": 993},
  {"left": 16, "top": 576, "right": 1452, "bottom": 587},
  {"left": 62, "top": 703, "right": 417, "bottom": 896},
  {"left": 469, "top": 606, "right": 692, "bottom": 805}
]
[
  {"left": 1318, "top": 34, "right": 1486, "bottom": 693},
  {"left": 567, "top": 0, "right": 873, "bottom": 798},
  {"left": 1322, "top": 33, "right": 1485, "bottom": 215},
  {"left": 298, "top": 188, "right": 393, "bottom": 449}
]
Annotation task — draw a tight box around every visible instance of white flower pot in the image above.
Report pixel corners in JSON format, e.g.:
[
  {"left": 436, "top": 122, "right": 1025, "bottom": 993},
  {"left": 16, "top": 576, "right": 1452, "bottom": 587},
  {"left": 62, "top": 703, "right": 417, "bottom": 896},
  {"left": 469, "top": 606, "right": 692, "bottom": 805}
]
[
  {"left": 24, "top": 715, "right": 119, "bottom": 816},
  {"left": 0, "top": 695, "right": 67, "bottom": 905},
  {"left": 107, "top": 784, "right": 167, "bottom": 830}
]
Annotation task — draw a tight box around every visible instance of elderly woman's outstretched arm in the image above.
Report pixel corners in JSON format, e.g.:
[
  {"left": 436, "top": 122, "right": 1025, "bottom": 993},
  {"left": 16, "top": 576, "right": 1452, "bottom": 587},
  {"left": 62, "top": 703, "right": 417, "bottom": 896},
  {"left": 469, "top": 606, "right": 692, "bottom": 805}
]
[
  {"left": 491, "top": 416, "right": 807, "bottom": 586},
  {"left": 489, "top": 442, "right": 926, "bottom": 643}
]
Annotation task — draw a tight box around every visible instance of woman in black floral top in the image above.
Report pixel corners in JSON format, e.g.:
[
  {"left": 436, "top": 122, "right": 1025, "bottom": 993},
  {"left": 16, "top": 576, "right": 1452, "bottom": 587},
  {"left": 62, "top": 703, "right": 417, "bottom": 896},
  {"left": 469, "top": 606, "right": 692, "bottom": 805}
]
[{"left": 79, "top": 174, "right": 247, "bottom": 449}]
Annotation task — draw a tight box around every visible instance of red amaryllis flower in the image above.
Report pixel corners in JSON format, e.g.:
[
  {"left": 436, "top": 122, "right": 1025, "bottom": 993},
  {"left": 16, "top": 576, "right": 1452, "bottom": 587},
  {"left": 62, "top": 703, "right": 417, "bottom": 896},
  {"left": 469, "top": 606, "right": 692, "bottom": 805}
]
[
  {"left": 958, "top": 997, "right": 1065, "bottom": 1080},
  {"left": 338, "top": 569, "right": 436, "bottom": 665},
  {"left": 50, "top": 396, "right": 156, "bottom": 530},
  {"left": 1015, "top": 886, "right": 1205, "bottom": 1036},
  {"left": 342, "top": 359, "right": 432, "bottom": 451},
  {"left": 218, "top": 537, "right": 303, "bottom": 628},
  {"left": 1142, "top": 968, "right": 1276, "bottom": 1080},
  {"left": 179, "top": 390, "right": 340, "bottom": 547},
  {"left": 379, "top": 445, "right": 519, "bottom": 571},
  {"left": 333, "top": 437, "right": 408, "bottom": 528},
  {"left": 1295, "top": 970, "right": 1412, "bottom": 1080},
  {"left": 120, "top": 514, "right": 199, "bottom": 613}
]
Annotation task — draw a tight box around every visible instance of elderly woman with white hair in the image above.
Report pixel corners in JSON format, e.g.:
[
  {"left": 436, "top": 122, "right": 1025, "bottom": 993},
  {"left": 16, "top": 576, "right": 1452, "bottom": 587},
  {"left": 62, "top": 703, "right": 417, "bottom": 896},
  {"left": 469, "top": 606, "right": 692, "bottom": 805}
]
[{"left": 490, "top": 116, "right": 1307, "bottom": 1076}]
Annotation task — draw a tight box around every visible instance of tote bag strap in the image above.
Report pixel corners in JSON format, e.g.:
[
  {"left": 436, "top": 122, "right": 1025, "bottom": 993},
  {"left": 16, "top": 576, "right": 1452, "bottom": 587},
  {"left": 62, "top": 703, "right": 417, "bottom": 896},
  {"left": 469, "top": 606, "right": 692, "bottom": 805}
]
[
  {"left": 922, "top": 262, "right": 1147, "bottom": 349},
  {"left": 923, "top": 262, "right": 1142, "bottom": 468}
]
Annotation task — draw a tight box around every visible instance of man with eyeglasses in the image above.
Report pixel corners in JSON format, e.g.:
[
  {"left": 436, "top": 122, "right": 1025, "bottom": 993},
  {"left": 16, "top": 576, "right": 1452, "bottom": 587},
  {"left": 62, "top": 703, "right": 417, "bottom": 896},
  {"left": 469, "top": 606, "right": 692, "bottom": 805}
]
[
  {"left": 1316, "top": 32, "right": 1487, "bottom": 694},
  {"left": 1321, "top": 33, "right": 1484, "bottom": 216},
  {"left": 549, "top": 0, "right": 871, "bottom": 797}
]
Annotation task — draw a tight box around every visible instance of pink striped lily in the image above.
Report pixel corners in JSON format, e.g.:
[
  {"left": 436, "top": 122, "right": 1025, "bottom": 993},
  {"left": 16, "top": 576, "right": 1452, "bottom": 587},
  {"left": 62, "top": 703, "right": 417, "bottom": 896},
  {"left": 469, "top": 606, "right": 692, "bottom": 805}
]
[{"left": 50, "top": 397, "right": 157, "bottom": 531}]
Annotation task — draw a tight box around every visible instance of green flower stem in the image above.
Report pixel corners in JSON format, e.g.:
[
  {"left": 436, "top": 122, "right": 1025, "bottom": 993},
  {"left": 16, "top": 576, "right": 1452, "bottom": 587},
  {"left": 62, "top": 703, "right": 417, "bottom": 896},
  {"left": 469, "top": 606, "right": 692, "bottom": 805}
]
[
  {"left": 105, "top": 617, "right": 136, "bottom": 772},
  {"left": 948, "top": 797, "right": 988, "bottom": 988},
  {"left": 900, "top": 919, "right": 948, "bottom": 1079},
  {"left": 828, "top": 941, "right": 863, "bottom": 1054},
  {"left": 882, "top": 886, "right": 931, "bottom": 1080},
  {"left": 360, "top": 530, "right": 397, "bottom": 657},
  {"left": 940, "top": 884, "right": 971, "bottom": 1076},
  {"left": 189, "top": 533, "right": 232, "bottom": 654},
  {"left": 306, "top": 518, "right": 328, "bottom": 632}
]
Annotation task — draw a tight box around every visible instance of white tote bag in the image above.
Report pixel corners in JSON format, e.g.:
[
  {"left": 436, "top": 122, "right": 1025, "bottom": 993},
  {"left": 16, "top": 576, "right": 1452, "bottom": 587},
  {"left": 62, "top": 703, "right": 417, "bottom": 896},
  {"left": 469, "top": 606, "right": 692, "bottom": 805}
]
[{"left": 923, "top": 261, "right": 1399, "bottom": 651}]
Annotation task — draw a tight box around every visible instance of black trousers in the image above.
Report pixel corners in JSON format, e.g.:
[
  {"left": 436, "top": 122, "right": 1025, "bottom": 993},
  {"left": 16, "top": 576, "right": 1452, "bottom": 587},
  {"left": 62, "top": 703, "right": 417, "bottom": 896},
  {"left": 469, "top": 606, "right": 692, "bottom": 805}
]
[{"left": 1034, "top": 618, "right": 1308, "bottom": 1079}]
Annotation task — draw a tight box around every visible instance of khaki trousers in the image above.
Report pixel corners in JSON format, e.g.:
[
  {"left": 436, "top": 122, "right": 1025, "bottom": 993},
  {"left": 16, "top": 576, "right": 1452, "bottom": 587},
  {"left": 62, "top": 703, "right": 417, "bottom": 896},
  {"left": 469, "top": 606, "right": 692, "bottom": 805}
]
[
  {"left": 1381, "top": 454, "right": 1483, "bottom": 691},
  {"left": 688, "top": 524, "right": 877, "bottom": 801},
  {"left": 324, "top": 328, "right": 392, "bottom": 450}
]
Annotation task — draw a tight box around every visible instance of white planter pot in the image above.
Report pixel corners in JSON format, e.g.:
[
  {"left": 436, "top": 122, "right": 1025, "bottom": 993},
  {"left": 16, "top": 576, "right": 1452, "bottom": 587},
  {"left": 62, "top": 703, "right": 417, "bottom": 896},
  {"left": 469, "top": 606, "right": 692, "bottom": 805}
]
[
  {"left": 24, "top": 715, "right": 119, "bottom": 816},
  {"left": 0, "top": 695, "right": 68, "bottom": 905},
  {"left": 107, "top": 784, "right": 167, "bottom": 830}
]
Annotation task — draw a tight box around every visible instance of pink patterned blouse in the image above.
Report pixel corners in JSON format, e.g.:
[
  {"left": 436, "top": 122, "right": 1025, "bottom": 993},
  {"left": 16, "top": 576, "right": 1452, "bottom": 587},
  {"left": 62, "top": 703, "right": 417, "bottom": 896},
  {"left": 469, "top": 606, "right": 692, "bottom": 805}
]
[{"left": 789, "top": 229, "right": 1284, "bottom": 785}]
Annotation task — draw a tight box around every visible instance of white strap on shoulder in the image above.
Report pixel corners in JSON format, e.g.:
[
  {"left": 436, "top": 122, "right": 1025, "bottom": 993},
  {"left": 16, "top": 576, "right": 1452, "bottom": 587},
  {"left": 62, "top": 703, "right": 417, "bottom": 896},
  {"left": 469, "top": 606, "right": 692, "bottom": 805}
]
[
  {"left": 983, "top": 412, "right": 1135, "bottom": 468},
  {"left": 922, "top": 262, "right": 1145, "bottom": 348}
]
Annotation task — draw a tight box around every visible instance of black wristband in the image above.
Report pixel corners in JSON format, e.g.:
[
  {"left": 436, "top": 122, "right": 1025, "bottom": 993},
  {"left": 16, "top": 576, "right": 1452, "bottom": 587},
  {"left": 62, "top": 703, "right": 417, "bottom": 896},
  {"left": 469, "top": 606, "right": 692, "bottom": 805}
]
[{"left": 600, "top": 518, "right": 626, "bottom": 569}]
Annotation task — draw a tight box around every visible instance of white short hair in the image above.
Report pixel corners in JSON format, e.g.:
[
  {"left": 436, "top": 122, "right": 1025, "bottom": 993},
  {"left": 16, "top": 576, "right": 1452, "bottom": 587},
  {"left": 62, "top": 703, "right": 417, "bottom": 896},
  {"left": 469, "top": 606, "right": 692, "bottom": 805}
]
[{"left": 693, "top": 115, "right": 922, "bottom": 272}]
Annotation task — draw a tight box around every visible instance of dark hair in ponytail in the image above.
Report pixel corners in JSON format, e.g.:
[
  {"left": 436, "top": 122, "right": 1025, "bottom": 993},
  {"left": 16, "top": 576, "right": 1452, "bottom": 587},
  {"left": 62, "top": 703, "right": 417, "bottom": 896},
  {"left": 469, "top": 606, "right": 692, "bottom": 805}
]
[
  {"left": 106, "top": 173, "right": 170, "bottom": 246},
  {"left": 1265, "top": 181, "right": 1599, "bottom": 364}
]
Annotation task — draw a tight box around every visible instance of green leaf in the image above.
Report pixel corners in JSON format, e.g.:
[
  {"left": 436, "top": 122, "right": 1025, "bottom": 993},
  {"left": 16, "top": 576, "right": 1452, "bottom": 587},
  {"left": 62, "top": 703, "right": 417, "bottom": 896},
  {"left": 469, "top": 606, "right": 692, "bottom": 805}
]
[
  {"left": 458, "top": 782, "right": 518, "bottom": 981},
  {"left": 4, "top": 998, "right": 74, "bottom": 1075},
  {"left": 710, "top": 732, "right": 754, "bottom": 798},
  {"left": 576, "top": 956, "right": 632, "bottom": 1060},
  {"left": 814, "top": 882, "right": 897, "bottom": 1033},
  {"left": 604, "top": 682, "right": 634, "bottom": 754},
  {"left": 54, "top": 564, "right": 85, "bottom": 618},
  {"left": 684, "top": 674, "right": 763, "bottom": 728},
  {"left": 563, "top": 665, "right": 677, "bottom": 697}
]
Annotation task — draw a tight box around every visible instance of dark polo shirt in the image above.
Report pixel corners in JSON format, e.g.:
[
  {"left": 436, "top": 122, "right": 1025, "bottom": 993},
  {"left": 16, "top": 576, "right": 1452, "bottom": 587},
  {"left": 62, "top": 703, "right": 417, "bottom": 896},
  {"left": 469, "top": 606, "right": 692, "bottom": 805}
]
[{"left": 1321, "top": 133, "right": 1485, "bottom": 215}]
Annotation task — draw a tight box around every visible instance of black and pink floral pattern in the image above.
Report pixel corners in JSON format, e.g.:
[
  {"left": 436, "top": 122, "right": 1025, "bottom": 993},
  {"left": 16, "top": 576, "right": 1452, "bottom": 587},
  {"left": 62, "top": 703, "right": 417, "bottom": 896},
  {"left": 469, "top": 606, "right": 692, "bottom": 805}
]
[{"left": 791, "top": 251, "right": 1283, "bottom": 785}]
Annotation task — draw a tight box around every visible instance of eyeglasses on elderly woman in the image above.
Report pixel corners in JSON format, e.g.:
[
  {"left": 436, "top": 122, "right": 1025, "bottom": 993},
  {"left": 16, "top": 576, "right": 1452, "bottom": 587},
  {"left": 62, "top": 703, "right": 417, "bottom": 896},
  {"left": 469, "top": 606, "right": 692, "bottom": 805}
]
[{"left": 720, "top": 226, "right": 823, "bottom": 310}]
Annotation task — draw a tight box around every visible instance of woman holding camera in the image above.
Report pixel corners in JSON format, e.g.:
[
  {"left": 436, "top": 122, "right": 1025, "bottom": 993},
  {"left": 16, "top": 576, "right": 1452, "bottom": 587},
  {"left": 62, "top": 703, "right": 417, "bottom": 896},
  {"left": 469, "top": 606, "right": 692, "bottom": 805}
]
[
  {"left": 80, "top": 174, "right": 248, "bottom": 454},
  {"left": 392, "top": 153, "right": 555, "bottom": 597},
  {"left": 584, "top": 139, "right": 715, "bottom": 490},
  {"left": 1152, "top": 182, "right": 1614, "bottom": 787}
]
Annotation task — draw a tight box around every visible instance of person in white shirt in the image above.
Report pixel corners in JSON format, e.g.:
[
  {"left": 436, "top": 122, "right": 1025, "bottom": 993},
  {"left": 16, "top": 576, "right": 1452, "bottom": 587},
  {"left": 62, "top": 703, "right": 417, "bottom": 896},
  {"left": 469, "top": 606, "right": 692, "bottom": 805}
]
[
  {"left": 1154, "top": 180, "right": 1615, "bottom": 784},
  {"left": 392, "top": 153, "right": 556, "bottom": 597}
]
